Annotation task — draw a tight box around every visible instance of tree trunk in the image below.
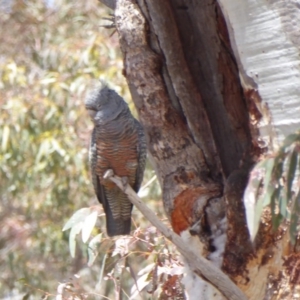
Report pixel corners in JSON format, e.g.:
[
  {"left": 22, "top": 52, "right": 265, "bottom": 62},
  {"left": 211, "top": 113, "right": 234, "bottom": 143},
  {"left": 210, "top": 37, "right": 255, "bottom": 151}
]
[{"left": 112, "top": 0, "right": 300, "bottom": 298}]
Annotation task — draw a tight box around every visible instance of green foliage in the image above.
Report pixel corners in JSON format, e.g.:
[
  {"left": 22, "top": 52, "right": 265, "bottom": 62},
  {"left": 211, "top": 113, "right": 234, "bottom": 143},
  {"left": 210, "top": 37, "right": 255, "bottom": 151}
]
[
  {"left": 63, "top": 207, "right": 99, "bottom": 257},
  {"left": 0, "top": 1, "right": 180, "bottom": 299},
  {"left": 63, "top": 209, "right": 185, "bottom": 299},
  {"left": 244, "top": 131, "right": 300, "bottom": 243}
]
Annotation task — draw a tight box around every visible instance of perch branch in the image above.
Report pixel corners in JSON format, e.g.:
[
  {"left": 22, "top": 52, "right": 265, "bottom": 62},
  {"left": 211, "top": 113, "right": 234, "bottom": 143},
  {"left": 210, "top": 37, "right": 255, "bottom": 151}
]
[{"left": 104, "top": 169, "right": 248, "bottom": 300}]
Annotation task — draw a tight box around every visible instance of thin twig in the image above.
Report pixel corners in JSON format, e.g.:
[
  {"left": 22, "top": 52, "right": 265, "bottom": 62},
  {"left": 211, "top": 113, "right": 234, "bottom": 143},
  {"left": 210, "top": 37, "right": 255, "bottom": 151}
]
[
  {"left": 104, "top": 170, "right": 248, "bottom": 300},
  {"left": 139, "top": 174, "right": 157, "bottom": 193}
]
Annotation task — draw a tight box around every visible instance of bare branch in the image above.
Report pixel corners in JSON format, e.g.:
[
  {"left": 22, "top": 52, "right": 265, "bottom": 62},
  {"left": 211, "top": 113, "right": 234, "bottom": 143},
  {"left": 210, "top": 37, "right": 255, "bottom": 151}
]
[{"left": 104, "top": 170, "right": 248, "bottom": 300}]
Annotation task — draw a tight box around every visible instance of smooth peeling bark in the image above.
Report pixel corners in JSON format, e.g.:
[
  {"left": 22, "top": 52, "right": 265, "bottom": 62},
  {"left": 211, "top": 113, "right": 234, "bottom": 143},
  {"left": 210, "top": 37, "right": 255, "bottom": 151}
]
[{"left": 218, "top": 0, "right": 300, "bottom": 143}]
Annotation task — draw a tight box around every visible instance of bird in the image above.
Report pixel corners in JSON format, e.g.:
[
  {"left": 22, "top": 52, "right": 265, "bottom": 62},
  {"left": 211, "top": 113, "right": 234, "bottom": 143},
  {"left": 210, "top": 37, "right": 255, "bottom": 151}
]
[{"left": 85, "top": 84, "right": 147, "bottom": 236}]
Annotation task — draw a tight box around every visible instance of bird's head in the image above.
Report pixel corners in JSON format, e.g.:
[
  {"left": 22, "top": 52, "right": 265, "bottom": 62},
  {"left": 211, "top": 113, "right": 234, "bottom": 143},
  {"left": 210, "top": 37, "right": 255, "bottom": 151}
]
[{"left": 85, "top": 85, "right": 128, "bottom": 124}]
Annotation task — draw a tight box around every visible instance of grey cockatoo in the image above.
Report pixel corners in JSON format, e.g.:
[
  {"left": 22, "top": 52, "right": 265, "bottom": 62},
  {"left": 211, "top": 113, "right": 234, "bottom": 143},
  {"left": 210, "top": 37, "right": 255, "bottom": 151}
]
[{"left": 85, "top": 84, "right": 147, "bottom": 236}]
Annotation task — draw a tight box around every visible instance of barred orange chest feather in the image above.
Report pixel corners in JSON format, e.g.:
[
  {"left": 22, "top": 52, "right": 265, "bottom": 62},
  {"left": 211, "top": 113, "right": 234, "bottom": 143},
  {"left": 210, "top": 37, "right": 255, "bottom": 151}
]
[{"left": 95, "top": 117, "right": 139, "bottom": 186}]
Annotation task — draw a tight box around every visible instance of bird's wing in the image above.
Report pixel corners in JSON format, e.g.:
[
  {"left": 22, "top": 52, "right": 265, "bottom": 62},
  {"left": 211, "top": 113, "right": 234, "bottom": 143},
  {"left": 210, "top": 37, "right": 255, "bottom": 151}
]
[{"left": 90, "top": 128, "right": 104, "bottom": 204}]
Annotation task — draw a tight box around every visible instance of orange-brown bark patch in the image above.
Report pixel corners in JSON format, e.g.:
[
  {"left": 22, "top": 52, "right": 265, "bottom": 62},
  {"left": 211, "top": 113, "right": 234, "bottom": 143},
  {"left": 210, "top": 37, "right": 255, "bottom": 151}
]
[
  {"left": 160, "top": 275, "right": 184, "bottom": 299},
  {"left": 171, "top": 187, "right": 208, "bottom": 234}
]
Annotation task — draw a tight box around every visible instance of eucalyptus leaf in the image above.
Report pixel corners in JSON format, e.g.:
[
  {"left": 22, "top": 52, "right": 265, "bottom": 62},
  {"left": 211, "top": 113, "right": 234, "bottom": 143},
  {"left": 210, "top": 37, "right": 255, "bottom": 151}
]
[
  {"left": 263, "top": 185, "right": 275, "bottom": 206},
  {"left": 87, "top": 233, "right": 102, "bottom": 267},
  {"left": 82, "top": 210, "right": 98, "bottom": 243},
  {"left": 282, "top": 133, "right": 300, "bottom": 148},
  {"left": 95, "top": 253, "right": 108, "bottom": 292},
  {"left": 244, "top": 168, "right": 264, "bottom": 240},
  {"left": 290, "top": 191, "right": 300, "bottom": 244},
  {"left": 273, "top": 157, "right": 284, "bottom": 182},
  {"left": 69, "top": 222, "right": 83, "bottom": 258},
  {"left": 279, "top": 194, "right": 288, "bottom": 219},
  {"left": 270, "top": 187, "right": 281, "bottom": 229},
  {"left": 260, "top": 157, "right": 276, "bottom": 207},
  {"left": 263, "top": 158, "right": 275, "bottom": 189},
  {"left": 286, "top": 148, "right": 298, "bottom": 201},
  {"left": 62, "top": 207, "right": 91, "bottom": 232}
]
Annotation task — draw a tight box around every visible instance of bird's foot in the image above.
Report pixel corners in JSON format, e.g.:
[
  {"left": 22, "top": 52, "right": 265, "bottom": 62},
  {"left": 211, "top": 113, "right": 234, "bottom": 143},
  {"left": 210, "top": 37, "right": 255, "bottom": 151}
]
[
  {"left": 121, "top": 176, "right": 129, "bottom": 186},
  {"left": 101, "top": 13, "right": 117, "bottom": 36},
  {"left": 101, "top": 14, "right": 115, "bottom": 29}
]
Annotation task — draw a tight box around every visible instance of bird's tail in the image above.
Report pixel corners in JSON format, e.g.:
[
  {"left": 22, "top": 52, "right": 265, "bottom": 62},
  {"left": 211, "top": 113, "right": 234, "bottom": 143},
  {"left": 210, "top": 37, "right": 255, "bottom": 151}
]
[
  {"left": 106, "top": 215, "right": 131, "bottom": 237},
  {"left": 97, "top": 183, "right": 133, "bottom": 236},
  {"left": 104, "top": 201, "right": 132, "bottom": 237}
]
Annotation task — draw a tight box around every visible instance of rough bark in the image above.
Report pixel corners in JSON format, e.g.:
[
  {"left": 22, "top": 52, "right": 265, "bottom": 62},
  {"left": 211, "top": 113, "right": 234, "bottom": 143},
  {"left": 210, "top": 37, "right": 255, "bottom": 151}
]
[{"left": 110, "top": 0, "right": 298, "bottom": 298}]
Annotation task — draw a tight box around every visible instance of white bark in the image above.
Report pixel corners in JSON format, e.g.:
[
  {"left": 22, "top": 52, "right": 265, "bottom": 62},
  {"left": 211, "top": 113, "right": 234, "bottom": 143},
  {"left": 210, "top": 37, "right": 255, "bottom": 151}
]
[{"left": 218, "top": 0, "right": 300, "bottom": 145}]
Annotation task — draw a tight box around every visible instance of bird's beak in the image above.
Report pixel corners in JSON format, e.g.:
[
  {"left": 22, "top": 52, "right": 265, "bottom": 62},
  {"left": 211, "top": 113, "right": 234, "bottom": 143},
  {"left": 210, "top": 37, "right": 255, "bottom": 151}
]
[{"left": 87, "top": 109, "right": 97, "bottom": 119}]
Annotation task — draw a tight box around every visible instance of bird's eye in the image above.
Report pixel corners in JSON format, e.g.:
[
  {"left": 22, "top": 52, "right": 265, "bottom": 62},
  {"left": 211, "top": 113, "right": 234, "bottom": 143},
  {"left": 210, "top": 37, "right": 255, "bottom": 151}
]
[{"left": 88, "top": 109, "right": 97, "bottom": 119}]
